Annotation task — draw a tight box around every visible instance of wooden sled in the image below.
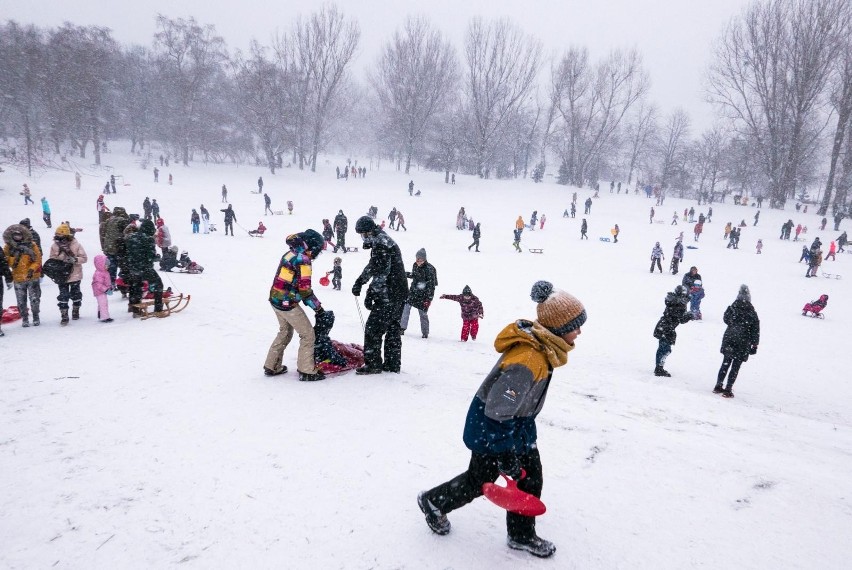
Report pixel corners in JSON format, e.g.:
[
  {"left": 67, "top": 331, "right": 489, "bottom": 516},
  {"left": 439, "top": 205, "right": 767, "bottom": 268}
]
[
  {"left": 528, "top": 248, "right": 544, "bottom": 253},
  {"left": 821, "top": 272, "right": 842, "bottom": 280},
  {"left": 345, "top": 247, "right": 359, "bottom": 252},
  {"left": 131, "top": 293, "right": 191, "bottom": 320}
]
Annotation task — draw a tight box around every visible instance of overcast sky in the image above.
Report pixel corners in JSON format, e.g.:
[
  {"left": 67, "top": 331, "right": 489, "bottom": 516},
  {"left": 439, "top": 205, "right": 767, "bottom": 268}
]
[{"left": 4, "top": 0, "right": 751, "bottom": 131}]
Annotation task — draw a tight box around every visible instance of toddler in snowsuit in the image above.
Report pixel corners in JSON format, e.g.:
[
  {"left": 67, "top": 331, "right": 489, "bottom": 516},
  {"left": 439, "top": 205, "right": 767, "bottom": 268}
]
[
  {"left": 91, "top": 254, "right": 113, "bottom": 322},
  {"left": 802, "top": 294, "right": 828, "bottom": 317},
  {"left": 440, "top": 285, "right": 484, "bottom": 341},
  {"left": 331, "top": 257, "right": 342, "bottom": 290}
]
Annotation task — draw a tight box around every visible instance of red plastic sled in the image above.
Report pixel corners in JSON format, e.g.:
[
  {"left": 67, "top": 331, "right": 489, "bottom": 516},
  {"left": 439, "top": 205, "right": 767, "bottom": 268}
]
[
  {"left": 482, "top": 472, "right": 547, "bottom": 516},
  {"left": 2, "top": 306, "right": 21, "bottom": 324},
  {"left": 319, "top": 275, "right": 330, "bottom": 287}
]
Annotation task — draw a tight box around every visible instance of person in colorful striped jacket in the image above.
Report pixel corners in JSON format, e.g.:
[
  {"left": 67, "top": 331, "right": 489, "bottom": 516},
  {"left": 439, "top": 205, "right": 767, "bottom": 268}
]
[{"left": 264, "top": 229, "right": 327, "bottom": 381}]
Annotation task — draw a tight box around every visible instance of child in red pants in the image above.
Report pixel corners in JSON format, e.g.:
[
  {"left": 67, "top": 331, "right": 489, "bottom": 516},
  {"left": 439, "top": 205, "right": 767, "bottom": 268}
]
[{"left": 440, "top": 285, "right": 484, "bottom": 341}]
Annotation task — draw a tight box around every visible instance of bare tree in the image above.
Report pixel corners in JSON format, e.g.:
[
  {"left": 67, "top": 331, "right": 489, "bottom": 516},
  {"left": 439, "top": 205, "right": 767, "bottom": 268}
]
[
  {"left": 116, "top": 46, "right": 156, "bottom": 154},
  {"left": 283, "top": 4, "right": 360, "bottom": 172},
  {"left": 693, "top": 125, "right": 727, "bottom": 198},
  {"left": 820, "top": 36, "right": 852, "bottom": 215},
  {"left": 0, "top": 22, "right": 46, "bottom": 176},
  {"left": 623, "top": 101, "right": 658, "bottom": 186},
  {"left": 708, "top": 0, "right": 847, "bottom": 208},
  {"left": 153, "top": 15, "right": 227, "bottom": 166},
  {"left": 232, "top": 41, "right": 293, "bottom": 173},
  {"left": 655, "top": 109, "right": 691, "bottom": 193},
  {"left": 463, "top": 18, "right": 541, "bottom": 178},
  {"left": 550, "top": 47, "right": 649, "bottom": 186},
  {"left": 371, "top": 16, "right": 459, "bottom": 174}
]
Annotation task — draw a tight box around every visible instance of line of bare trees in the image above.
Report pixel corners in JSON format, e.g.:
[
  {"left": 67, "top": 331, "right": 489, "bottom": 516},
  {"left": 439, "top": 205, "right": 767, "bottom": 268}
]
[{"left": 2, "top": 1, "right": 852, "bottom": 213}]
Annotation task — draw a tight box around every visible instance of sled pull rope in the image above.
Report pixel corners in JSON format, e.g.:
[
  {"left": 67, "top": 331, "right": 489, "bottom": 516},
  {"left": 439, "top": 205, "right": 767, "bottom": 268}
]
[{"left": 354, "top": 297, "right": 365, "bottom": 332}]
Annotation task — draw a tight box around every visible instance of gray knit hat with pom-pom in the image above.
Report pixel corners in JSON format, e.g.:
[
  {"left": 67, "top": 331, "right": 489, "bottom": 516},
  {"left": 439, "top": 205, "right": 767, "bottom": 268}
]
[{"left": 530, "top": 280, "right": 587, "bottom": 335}]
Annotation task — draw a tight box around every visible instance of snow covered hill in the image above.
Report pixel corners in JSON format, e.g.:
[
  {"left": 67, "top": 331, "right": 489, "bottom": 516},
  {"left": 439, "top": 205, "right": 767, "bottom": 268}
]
[{"left": 1, "top": 150, "right": 850, "bottom": 568}]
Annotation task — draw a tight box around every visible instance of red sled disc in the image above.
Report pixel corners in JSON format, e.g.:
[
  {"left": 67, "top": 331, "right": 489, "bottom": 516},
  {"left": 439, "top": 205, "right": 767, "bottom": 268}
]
[
  {"left": 319, "top": 275, "right": 330, "bottom": 287},
  {"left": 482, "top": 473, "right": 546, "bottom": 516}
]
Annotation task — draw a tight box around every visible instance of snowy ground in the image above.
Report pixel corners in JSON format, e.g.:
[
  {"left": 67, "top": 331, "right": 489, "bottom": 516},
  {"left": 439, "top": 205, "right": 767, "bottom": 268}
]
[{"left": 1, "top": 149, "right": 851, "bottom": 569}]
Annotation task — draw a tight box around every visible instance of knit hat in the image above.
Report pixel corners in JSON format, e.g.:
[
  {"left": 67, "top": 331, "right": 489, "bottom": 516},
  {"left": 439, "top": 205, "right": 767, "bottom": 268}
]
[
  {"left": 462, "top": 285, "right": 472, "bottom": 295},
  {"left": 416, "top": 248, "right": 427, "bottom": 261},
  {"left": 20, "top": 218, "right": 31, "bottom": 227},
  {"left": 355, "top": 216, "right": 377, "bottom": 234},
  {"left": 140, "top": 219, "right": 156, "bottom": 236},
  {"left": 301, "top": 229, "right": 325, "bottom": 258},
  {"left": 530, "top": 280, "right": 586, "bottom": 335},
  {"left": 55, "top": 223, "right": 72, "bottom": 237},
  {"left": 156, "top": 218, "right": 164, "bottom": 227},
  {"left": 737, "top": 284, "right": 751, "bottom": 303}
]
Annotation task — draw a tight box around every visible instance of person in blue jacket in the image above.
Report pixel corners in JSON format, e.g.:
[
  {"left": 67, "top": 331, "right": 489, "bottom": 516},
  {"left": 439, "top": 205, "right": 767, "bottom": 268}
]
[{"left": 417, "top": 280, "right": 587, "bottom": 559}]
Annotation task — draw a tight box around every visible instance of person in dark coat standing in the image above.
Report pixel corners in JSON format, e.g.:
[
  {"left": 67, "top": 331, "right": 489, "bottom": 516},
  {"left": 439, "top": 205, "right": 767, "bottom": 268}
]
[
  {"left": 258, "top": 176, "right": 264, "bottom": 193},
  {"left": 221, "top": 204, "right": 237, "bottom": 236},
  {"left": 264, "top": 193, "right": 273, "bottom": 216},
  {"left": 652, "top": 285, "right": 693, "bottom": 376},
  {"left": 715, "top": 284, "right": 760, "bottom": 397},
  {"left": 143, "top": 197, "right": 152, "bottom": 221},
  {"left": 125, "top": 220, "right": 164, "bottom": 317},
  {"left": 351, "top": 216, "right": 408, "bottom": 374},
  {"left": 400, "top": 248, "right": 438, "bottom": 338},
  {"left": 333, "top": 210, "right": 348, "bottom": 253},
  {"left": 469, "top": 223, "right": 481, "bottom": 252},
  {"left": 417, "top": 280, "right": 587, "bottom": 559}
]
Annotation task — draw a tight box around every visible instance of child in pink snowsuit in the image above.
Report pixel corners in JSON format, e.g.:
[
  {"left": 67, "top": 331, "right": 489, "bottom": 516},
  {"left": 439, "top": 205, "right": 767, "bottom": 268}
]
[
  {"left": 440, "top": 285, "right": 484, "bottom": 341},
  {"left": 91, "top": 254, "right": 113, "bottom": 322}
]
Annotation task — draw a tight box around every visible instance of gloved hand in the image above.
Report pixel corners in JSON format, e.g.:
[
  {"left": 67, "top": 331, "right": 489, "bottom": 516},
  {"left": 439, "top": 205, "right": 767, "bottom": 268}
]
[
  {"left": 423, "top": 300, "right": 431, "bottom": 310},
  {"left": 749, "top": 344, "right": 758, "bottom": 355},
  {"left": 352, "top": 279, "right": 363, "bottom": 296},
  {"left": 497, "top": 453, "right": 523, "bottom": 480},
  {"left": 26, "top": 270, "right": 34, "bottom": 280},
  {"left": 315, "top": 306, "right": 325, "bottom": 315},
  {"left": 106, "top": 288, "right": 113, "bottom": 296},
  {"left": 5, "top": 282, "right": 12, "bottom": 290}
]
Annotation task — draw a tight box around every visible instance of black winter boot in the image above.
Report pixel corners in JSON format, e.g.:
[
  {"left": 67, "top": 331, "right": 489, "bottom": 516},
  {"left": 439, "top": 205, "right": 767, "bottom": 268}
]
[
  {"left": 72, "top": 306, "right": 80, "bottom": 320},
  {"left": 60, "top": 308, "right": 69, "bottom": 326},
  {"left": 654, "top": 366, "right": 671, "bottom": 377},
  {"left": 507, "top": 535, "right": 556, "bottom": 558},
  {"left": 32, "top": 313, "right": 40, "bottom": 326},
  {"left": 713, "top": 384, "right": 724, "bottom": 394}
]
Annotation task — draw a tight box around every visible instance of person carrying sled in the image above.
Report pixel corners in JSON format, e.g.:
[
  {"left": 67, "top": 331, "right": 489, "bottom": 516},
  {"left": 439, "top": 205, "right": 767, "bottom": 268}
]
[
  {"left": 351, "top": 216, "right": 408, "bottom": 374},
  {"left": 714, "top": 285, "right": 760, "bottom": 398},
  {"left": 417, "top": 280, "right": 586, "bottom": 559},
  {"left": 440, "top": 285, "right": 484, "bottom": 341},
  {"left": 652, "top": 285, "right": 693, "bottom": 376},
  {"left": 400, "top": 248, "right": 438, "bottom": 339},
  {"left": 330, "top": 257, "right": 343, "bottom": 290},
  {"left": 264, "top": 229, "right": 327, "bottom": 381}
]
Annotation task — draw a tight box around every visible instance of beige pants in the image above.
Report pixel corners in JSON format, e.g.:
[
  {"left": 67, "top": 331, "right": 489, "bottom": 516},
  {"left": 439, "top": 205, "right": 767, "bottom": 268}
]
[{"left": 264, "top": 305, "right": 317, "bottom": 374}]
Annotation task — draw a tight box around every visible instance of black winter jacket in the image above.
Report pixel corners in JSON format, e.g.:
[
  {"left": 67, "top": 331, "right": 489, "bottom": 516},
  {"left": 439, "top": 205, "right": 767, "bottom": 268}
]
[
  {"left": 405, "top": 261, "right": 438, "bottom": 311},
  {"left": 653, "top": 292, "right": 693, "bottom": 344},
  {"left": 720, "top": 299, "right": 760, "bottom": 361},
  {"left": 355, "top": 229, "right": 407, "bottom": 309}
]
